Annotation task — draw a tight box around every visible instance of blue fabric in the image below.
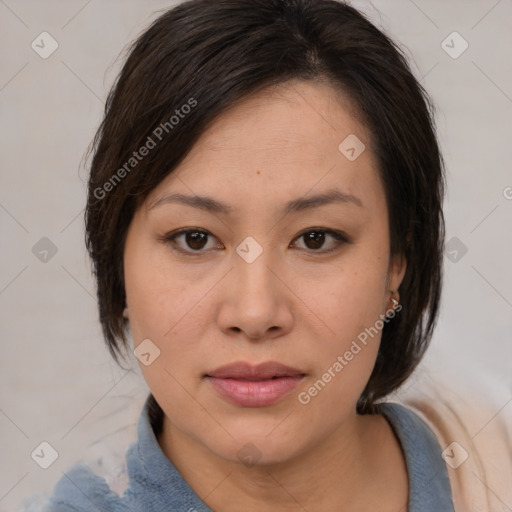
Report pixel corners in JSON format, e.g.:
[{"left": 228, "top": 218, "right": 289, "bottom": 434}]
[
  {"left": 377, "top": 402, "right": 455, "bottom": 511},
  {"left": 47, "top": 398, "right": 454, "bottom": 511}
]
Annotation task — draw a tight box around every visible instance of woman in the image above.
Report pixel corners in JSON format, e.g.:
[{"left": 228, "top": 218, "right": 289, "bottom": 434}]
[{"left": 44, "top": 0, "right": 511, "bottom": 510}]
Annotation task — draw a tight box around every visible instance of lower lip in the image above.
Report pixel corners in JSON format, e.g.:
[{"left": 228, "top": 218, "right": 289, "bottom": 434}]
[{"left": 207, "top": 375, "right": 304, "bottom": 407}]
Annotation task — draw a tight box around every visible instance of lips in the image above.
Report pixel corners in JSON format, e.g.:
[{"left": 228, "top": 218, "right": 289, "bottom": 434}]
[{"left": 205, "top": 361, "right": 305, "bottom": 407}]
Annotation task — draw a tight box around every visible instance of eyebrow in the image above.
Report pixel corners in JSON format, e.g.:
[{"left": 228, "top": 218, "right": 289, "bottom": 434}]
[{"left": 149, "top": 188, "right": 363, "bottom": 214}]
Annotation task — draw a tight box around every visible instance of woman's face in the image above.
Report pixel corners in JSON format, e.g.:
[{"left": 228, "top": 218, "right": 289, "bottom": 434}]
[{"left": 124, "top": 79, "right": 406, "bottom": 466}]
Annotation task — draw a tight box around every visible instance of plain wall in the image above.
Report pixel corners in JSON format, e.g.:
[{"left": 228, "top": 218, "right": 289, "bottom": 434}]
[{"left": 1, "top": 1, "right": 511, "bottom": 510}]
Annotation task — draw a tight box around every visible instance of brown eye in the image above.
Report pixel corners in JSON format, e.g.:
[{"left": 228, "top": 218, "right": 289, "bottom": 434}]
[
  {"left": 164, "top": 229, "right": 222, "bottom": 253},
  {"left": 293, "top": 229, "right": 349, "bottom": 254},
  {"left": 183, "top": 231, "right": 208, "bottom": 250},
  {"left": 303, "top": 231, "right": 326, "bottom": 250}
]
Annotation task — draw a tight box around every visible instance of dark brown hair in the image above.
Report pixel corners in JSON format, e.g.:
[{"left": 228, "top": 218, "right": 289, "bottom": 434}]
[{"left": 85, "top": 0, "right": 445, "bottom": 414}]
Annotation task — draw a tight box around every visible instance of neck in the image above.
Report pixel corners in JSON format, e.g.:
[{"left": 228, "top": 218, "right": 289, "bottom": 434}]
[{"left": 158, "top": 412, "right": 404, "bottom": 511}]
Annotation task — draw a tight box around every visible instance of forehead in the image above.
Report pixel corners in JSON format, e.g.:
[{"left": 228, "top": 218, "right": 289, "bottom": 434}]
[
  {"left": 146, "top": 79, "right": 382, "bottom": 213},
  {"left": 194, "top": 79, "right": 369, "bottom": 161}
]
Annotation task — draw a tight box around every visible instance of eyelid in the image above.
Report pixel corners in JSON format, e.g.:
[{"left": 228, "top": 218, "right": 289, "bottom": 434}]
[
  {"left": 291, "top": 227, "right": 350, "bottom": 254},
  {"left": 160, "top": 227, "right": 350, "bottom": 255},
  {"left": 160, "top": 228, "right": 222, "bottom": 255}
]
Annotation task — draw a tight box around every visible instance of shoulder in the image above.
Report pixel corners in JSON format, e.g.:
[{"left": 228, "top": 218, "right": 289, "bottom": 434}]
[
  {"left": 45, "top": 461, "right": 127, "bottom": 512},
  {"left": 38, "top": 395, "right": 205, "bottom": 512},
  {"left": 391, "top": 369, "right": 512, "bottom": 512},
  {"left": 24, "top": 390, "right": 142, "bottom": 512},
  {"left": 377, "top": 401, "right": 455, "bottom": 510}
]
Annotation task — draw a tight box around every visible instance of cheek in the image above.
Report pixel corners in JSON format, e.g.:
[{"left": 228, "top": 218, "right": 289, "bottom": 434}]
[
  {"left": 295, "top": 277, "right": 386, "bottom": 416},
  {"left": 124, "top": 256, "right": 204, "bottom": 408},
  {"left": 124, "top": 242, "right": 218, "bottom": 392},
  {"left": 293, "top": 248, "right": 389, "bottom": 393},
  {"left": 124, "top": 235, "right": 189, "bottom": 340},
  {"left": 295, "top": 251, "right": 388, "bottom": 338}
]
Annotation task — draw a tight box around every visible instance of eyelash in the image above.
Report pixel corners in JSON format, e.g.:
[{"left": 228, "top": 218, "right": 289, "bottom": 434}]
[{"left": 160, "top": 227, "right": 350, "bottom": 256}]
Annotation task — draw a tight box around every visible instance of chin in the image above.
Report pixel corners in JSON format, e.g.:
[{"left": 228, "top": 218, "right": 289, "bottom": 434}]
[{"left": 204, "top": 426, "right": 308, "bottom": 468}]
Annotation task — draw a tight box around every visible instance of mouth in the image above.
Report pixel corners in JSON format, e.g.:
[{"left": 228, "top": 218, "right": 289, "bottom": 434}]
[{"left": 204, "top": 361, "right": 306, "bottom": 407}]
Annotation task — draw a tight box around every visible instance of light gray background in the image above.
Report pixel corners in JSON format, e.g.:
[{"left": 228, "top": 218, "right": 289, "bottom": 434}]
[{"left": 1, "top": 0, "right": 511, "bottom": 510}]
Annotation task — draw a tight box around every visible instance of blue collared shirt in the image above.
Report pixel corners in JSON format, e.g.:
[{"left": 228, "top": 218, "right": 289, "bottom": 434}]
[{"left": 47, "top": 398, "right": 454, "bottom": 511}]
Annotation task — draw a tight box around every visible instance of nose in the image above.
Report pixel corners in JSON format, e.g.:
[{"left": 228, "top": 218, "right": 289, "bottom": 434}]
[{"left": 216, "top": 244, "right": 294, "bottom": 342}]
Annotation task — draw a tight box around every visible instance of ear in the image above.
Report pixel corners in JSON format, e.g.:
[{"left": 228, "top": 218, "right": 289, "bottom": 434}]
[{"left": 388, "top": 253, "right": 407, "bottom": 292}]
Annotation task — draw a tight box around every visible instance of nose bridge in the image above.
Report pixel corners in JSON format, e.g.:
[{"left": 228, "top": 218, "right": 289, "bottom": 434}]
[
  {"left": 218, "top": 234, "right": 291, "bottom": 338},
  {"left": 233, "top": 234, "right": 278, "bottom": 297}
]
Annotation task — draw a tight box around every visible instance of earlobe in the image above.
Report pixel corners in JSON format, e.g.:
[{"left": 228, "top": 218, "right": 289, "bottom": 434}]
[
  {"left": 385, "top": 254, "right": 406, "bottom": 314},
  {"left": 123, "top": 307, "right": 129, "bottom": 319},
  {"left": 390, "top": 291, "right": 400, "bottom": 309},
  {"left": 385, "top": 290, "right": 401, "bottom": 318}
]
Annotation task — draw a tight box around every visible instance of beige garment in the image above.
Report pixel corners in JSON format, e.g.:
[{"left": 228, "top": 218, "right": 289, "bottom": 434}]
[{"left": 392, "top": 371, "right": 512, "bottom": 512}]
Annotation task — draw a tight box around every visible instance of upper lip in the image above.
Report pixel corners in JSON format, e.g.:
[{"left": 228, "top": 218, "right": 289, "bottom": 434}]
[{"left": 205, "top": 361, "right": 305, "bottom": 380}]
